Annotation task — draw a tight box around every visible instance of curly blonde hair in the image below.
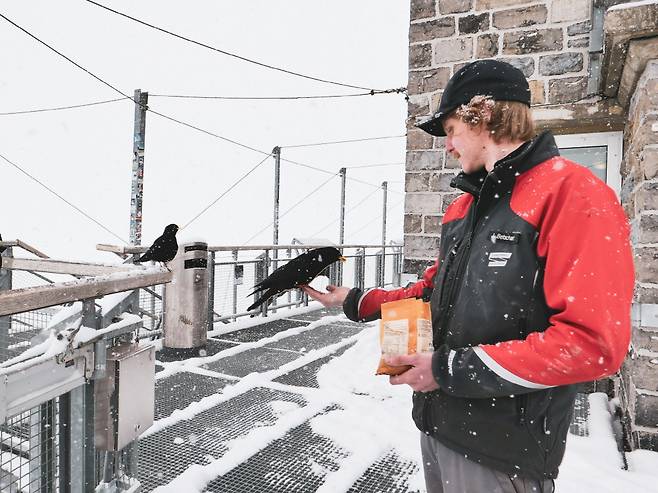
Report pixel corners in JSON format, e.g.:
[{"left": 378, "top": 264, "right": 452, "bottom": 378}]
[{"left": 453, "top": 95, "right": 535, "bottom": 143}]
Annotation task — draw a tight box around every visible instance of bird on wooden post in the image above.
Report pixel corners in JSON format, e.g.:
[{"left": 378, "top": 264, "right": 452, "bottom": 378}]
[{"left": 135, "top": 224, "right": 179, "bottom": 269}]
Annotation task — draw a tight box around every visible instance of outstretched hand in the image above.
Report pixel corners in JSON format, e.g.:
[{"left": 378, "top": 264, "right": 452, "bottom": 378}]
[
  {"left": 300, "top": 284, "right": 350, "bottom": 308},
  {"left": 387, "top": 353, "right": 439, "bottom": 392}
]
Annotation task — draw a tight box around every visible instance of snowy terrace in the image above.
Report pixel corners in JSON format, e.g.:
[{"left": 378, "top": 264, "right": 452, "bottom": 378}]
[{"left": 1, "top": 243, "right": 658, "bottom": 492}]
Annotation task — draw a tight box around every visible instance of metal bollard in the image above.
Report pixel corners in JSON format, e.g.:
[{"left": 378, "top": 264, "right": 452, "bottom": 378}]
[{"left": 163, "top": 242, "right": 209, "bottom": 354}]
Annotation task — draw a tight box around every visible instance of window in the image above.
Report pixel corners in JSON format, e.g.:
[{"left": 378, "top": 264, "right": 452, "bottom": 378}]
[{"left": 554, "top": 131, "right": 623, "bottom": 196}]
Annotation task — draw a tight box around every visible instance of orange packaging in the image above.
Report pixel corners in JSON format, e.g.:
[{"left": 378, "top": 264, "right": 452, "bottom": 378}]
[{"left": 376, "top": 298, "right": 433, "bottom": 376}]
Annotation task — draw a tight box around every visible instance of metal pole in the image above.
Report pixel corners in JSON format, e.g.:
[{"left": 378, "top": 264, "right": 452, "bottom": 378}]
[
  {"left": 272, "top": 147, "right": 281, "bottom": 312},
  {"left": 0, "top": 246, "right": 12, "bottom": 358},
  {"left": 208, "top": 251, "right": 216, "bottom": 332},
  {"left": 381, "top": 181, "right": 388, "bottom": 286},
  {"left": 338, "top": 167, "right": 346, "bottom": 285},
  {"left": 232, "top": 249, "right": 239, "bottom": 321},
  {"left": 130, "top": 89, "right": 148, "bottom": 247}
]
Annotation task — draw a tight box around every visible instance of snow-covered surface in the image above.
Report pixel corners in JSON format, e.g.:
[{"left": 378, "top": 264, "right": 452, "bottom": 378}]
[
  {"left": 150, "top": 314, "right": 658, "bottom": 492},
  {"left": 209, "top": 301, "right": 323, "bottom": 336},
  {"left": 607, "top": 0, "right": 657, "bottom": 11}
]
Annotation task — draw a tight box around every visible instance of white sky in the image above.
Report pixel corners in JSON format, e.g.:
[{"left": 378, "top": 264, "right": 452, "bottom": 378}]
[{"left": 0, "top": 1, "right": 410, "bottom": 262}]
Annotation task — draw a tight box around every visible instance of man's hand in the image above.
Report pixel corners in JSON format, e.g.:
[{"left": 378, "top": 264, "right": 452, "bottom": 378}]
[
  {"left": 300, "top": 284, "right": 350, "bottom": 308},
  {"left": 387, "top": 353, "right": 439, "bottom": 392}
]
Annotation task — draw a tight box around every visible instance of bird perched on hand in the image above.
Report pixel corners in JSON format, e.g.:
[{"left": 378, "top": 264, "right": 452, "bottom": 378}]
[
  {"left": 135, "top": 224, "right": 179, "bottom": 265},
  {"left": 247, "top": 246, "right": 345, "bottom": 312}
]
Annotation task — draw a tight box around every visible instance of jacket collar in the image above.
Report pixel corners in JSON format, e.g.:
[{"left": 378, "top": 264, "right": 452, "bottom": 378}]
[{"left": 450, "top": 130, "right": 560, "bottom": 198}]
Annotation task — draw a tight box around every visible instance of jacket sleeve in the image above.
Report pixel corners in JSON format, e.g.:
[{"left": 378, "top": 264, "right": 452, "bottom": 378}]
[
  {"left": 343, "top": 259, "right": 438, "bottom": 322},
  {"left": 432, "top": 172, "right": 634, "bottom": 398}
]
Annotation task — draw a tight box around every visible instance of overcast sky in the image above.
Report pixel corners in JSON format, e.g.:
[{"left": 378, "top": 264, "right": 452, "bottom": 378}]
[{"left": 0, "top": 1, "right": 410, "bottom": 263}]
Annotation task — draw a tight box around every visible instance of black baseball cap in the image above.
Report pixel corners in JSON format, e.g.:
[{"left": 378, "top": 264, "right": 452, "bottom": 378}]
[{"left": 417, "top": 59, "right": 531, "bottom": 137}]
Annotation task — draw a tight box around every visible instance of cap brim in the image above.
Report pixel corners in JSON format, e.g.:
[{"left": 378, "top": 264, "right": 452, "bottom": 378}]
[{"left": 416, "top": 113, "right": 446, "bottom": 137}]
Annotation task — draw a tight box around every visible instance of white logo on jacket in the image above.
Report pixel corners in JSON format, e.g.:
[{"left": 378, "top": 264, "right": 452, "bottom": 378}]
[{"left": 488, "top": 252, "right": 512, "bottom": 267}]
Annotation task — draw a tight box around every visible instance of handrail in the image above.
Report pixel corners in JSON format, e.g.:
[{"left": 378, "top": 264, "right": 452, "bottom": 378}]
[
  {"left": 0, "top": 239, "right": 49, "bottom": 259},
  {"left": 97, "top": 242, "right": 403, "bottom": 254}
]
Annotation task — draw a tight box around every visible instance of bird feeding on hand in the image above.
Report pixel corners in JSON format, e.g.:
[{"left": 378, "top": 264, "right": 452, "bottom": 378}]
[
  {"left": 247, "top": 247, "right": 346, "bottom": 312},
  {"left": 135, "top": 224, "right": 179, "bottom": 267}
]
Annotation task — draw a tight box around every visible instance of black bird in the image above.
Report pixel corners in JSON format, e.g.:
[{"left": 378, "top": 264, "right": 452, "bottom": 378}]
[
  {"left": 135, "top": 224, "right": 179, "bottom": 265},
  {"left": 248, "top": 246, "right": 345, "bottom": 312}
]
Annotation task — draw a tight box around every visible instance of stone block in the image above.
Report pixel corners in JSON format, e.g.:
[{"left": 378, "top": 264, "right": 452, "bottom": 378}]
[
  {"left": 475, "top": 0, "right": 529, "bottom": 10},
  {"left": 405, "top": 235, "right": 441, "bottom": 258},
  {"left": 632, "top": 326, "right": 658, "bottom": 353},
  {"left": 551, "top": 0, "right": 591, "bottom": 23},
  {"left": 640, "top": 145, "right": 658, "bottom": 180},
  {"left": 408, "top": 97, "right": 430, "bottom": 119},
  {"left": 635, "top": 248, "right": 658, "bottom": 284},
  {"left": 568, "top": 37, "right": 590, "bottom": 48},
  {"left": 638, "top": 215, "right": 658, "bottom": 244},
  {"left": 627, "top": 355, "right": 658, "bottom": 391},
  {"left": 404, "top": 258, "right": 435, "bottom": 275},
  {"left": 411, "top": 0, "right": 436, "bottom": 20},
  {"left": 503, "top": 28, "right": 562, "bottom": 55},
  {"left": 548, "top": 76, "right": 587, "bottom": 104},
  {"left": 529, "top": 79, "right": 545, "bottom": 104},
  {"left": 406, "top": 172, "right": 432, "bottom": 192},
  {"left": 459, "top": 13, "right": 490, "bottom": 34},
  {"left": 410, "top": 43, "right": 432, "bottom": 69},
  {"left": 444, "top": 152, "right": 462, "bottom": 169},
  {"left": 499, "top": 56, "right": 535, "bottom": 77},
  {"left": 407, "top": 128, "right": 434, "bottom": 150},
  {"left": 493, "top": 5, "right": 548, "bottom": 29},
  {"left": 638, "top": 286, "right": 658, "bottom": 304},
  {"left": 636, "top": 182, "right": 658, "bottom": 211},
  {"left": 405, "top": 192, "right": 443, "bottom": 214},
  {"left": 539, "top": 52, "right": 584, "bottom": 76},
  {"left": 424, "top": 215, "right": 442, "bottom": 234},
  {"left": 439, "top": 0, "right": 473, "bottom": 14},
  {"left": 405, "top": 214, "right": 423, "bottom": 233},
  {"left": 476, "top": 33, "right": 500, "bottom": 57},
  {"left": 410, "top": 18, "right": 456, "bottom": 43},
  {"left": 429, "top": 172, "right": 458, "bottom": 192},
  {"left": 442, "top": 192, "right": 464, "bottom": 212},
  {"left": 568, "top": 20, "right": 591, "bottom": 36},
  {"left": 635, "top": 393, "right": 658, "bottom": 428},
  {"left": 406, "top": 150, "right": 443, "bottom": 170},
  {"left": 434, "top": 38, "right": 473, "bottom": 63},
  {"left": 408, "top": 67, "right": 452, "bottom": 95}
]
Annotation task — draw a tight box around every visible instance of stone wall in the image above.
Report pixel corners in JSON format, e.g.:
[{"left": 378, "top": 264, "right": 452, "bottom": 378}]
[
  {"left": 405, "top": 0, "right": 597, "bottom": 273},
  {"left": 619, "top": 60, "right": 658, "bottom": 450}
]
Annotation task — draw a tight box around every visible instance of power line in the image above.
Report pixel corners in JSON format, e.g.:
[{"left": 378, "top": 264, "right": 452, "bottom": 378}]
[
  {"left": 281, "top": 134, "right": 406, "bottom": 149},
  {"left": 349, "top": 197, "right": 405, "bottom": 239},
  {"left": 150, "top": 90, "right": 405, "bottom": 100},
  {"left": 0, "top": 97, "right": 126, "bottom": 116},
  {"left": 83, "top": 0, "right": 399, "bottom": 93},
  {"left": 345, "top": 162, "right": 404, "bottom": 169},
  {"left": 0, "top": 151, "right": 127, "bottom": 244},
  {"left": 181, "top": 153, "right": 271, "bottom": 230},
  {"left": 242, "top": 172, "right": 338, "bottom": 245},
  {"left": 0, "top": 13, "right": 401, "bottom": 198},
  {"left": 309, "top": 186, "right": 381, "bottom": 238}
]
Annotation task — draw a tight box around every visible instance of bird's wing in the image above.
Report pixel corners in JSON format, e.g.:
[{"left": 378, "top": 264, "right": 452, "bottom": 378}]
[{"left": 247, "top": 287, "right": 281, "bottom": 311}]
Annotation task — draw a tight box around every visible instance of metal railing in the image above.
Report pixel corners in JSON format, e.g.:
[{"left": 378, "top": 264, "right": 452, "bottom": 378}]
[{"left": 0, "top": 241, "right": 171, "bottom": 493}]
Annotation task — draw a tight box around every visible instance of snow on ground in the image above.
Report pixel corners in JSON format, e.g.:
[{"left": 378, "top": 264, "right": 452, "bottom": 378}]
[{"left": 153, "top": 315, "right": 658, "bottom": 492}]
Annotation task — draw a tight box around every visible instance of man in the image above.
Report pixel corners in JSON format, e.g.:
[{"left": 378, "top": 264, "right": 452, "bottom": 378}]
[{"left": 303, "top": 59, "right": 634, "bottom": 493}]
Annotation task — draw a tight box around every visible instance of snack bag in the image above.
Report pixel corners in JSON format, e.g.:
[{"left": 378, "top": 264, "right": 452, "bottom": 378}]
[{"left": 376, "top": 298, "right": 433, "bottom": 376}]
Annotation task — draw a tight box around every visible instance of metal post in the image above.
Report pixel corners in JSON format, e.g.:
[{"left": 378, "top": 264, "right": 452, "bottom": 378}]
[
  {"left": 261, "top": 250, "right": 270, "bottom": 317},
  {"left": 0, "top": 246, "right": 12, "bottom": 358},
  {"left": 354, "top": 248, "right": 365, "bottom": 291},
  {"left": 272, "top": 147, "right": 281, "bottom": 312},
  {"left": 381, "top": 181, "right": 388, "bottom": 286},
  {"left": 130, "top": 89, "right": 148, "bottom": 247},
  {"left": 338, "top": 167, "right": 346, "bottom": 285},
  {"left": 232, "top": 250, "right": 239, "bottom": 321},
  {"left": 208, "top": 251, "right": 216, "bottom": 332}
]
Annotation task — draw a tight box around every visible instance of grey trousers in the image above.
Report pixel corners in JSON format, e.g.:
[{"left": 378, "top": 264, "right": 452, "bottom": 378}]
[{"left": 420, "top": 432, "right": 555, "bottom": 493}]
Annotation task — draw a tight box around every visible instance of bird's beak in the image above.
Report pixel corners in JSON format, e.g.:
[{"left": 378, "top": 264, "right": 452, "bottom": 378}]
[{"left": 339, "top": 256, "right": 347, "bottom": 262}]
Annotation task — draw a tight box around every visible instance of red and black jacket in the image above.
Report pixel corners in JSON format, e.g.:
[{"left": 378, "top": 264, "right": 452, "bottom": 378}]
[{"left": 343, "top": 131, "right": 633, "bottom": 480}]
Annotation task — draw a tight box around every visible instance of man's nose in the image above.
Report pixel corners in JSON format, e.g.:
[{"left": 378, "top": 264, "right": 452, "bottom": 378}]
[{"left": 446, "top": 136, "right": 455, "bottom": 154}]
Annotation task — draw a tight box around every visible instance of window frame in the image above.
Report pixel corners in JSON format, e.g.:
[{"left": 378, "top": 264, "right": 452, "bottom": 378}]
[{"left": 553, "top": 131, "right": 623, "bottom": 197}]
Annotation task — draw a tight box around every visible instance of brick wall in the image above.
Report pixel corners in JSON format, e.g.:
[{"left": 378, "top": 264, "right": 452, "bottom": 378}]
[
  {"left": 619, "top": 60, "right": 658, "bottom": 450},
  {"left": 405, "top": 0, "right": 596, "bottom": 273}
]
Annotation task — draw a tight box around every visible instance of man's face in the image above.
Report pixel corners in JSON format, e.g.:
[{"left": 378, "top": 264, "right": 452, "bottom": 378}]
[{"left": 443, "top": 115, "right": 487, "bottom": 174}]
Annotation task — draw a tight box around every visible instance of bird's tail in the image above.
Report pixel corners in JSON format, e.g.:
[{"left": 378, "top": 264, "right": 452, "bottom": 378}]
[
  {"left": 246, "top": 283, "right": 265, "bottom": 298},
  {"left": 136, "top": 252, "right": 151, "bottom": 263},
  {"left": 247, "top": 288, "right": 277, "bottom": 312}
]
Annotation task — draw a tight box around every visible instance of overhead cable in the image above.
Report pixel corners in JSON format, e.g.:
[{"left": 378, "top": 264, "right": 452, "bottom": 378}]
[
  {"left": 150, "top": 90, "right": 405, "bottom": 100},
  {"left": 0, "top": 13, "right": 400, "bottom": 194},
  {"left": 180, "top": 153, "right": 272, "bottom": 230},
  {"left": 281, "top": 134, "right": 406, "bottom": 149},
  {"left": 242, "top": 172, "right": 338, "bottom": 245},
  {"left": 308, "top": 187, "right": 381, "bottom": 238},
  {"left": 0, "top": 97, "right": 126, "bottom": 116},
  {"left": 0, "top": 151, "right": 127, "bottom": 244},
  {"left": 83, "top": 0, "right": 402, "bottom": 93}
]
